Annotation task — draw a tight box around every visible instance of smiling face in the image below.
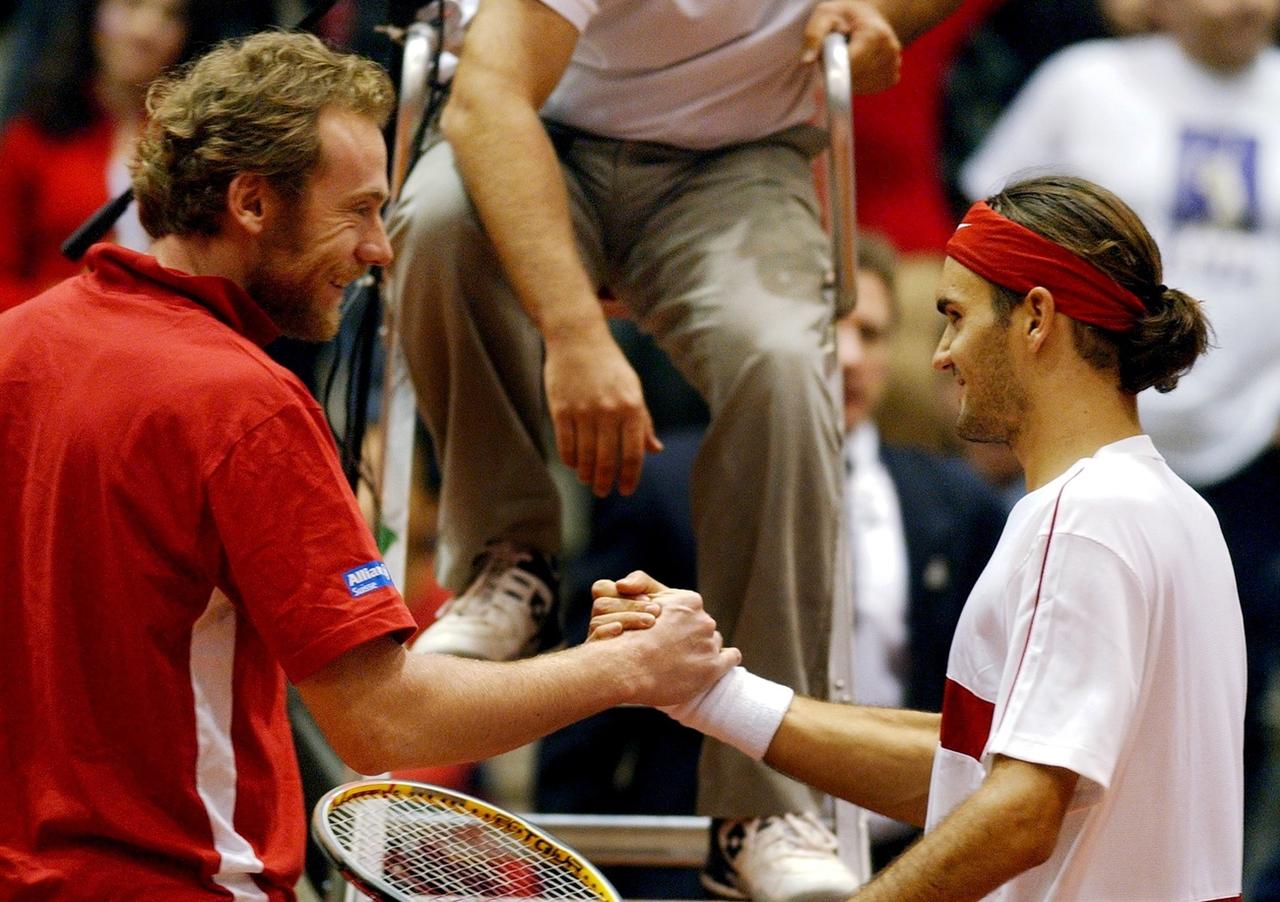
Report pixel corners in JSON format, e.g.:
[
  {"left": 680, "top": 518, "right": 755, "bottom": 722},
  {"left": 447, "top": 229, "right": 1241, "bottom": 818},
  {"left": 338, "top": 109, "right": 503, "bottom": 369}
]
[
  {"left": 932, "top": 258, "right": 1028, "bottom": 445},
  {"left": 247, "top": 107, "right": 392, "bottom": 341}
]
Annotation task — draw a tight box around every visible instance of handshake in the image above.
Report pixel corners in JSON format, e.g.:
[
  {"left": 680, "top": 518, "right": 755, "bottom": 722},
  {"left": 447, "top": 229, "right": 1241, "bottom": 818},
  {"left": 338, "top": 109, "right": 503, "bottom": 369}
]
[{"left": 587, "top": 570, "right": 794, "bottom": 761}]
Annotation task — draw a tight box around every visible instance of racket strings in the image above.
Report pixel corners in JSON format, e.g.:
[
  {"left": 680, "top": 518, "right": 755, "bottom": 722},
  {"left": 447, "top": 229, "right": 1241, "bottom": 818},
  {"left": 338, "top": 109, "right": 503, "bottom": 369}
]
[{"left": 329, "top": 793, "right": 609, "bottom": 900}]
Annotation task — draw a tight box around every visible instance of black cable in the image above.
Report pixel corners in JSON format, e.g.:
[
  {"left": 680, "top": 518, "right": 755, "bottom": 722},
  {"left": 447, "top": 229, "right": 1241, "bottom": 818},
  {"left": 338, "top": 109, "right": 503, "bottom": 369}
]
[
  {"left": 401, "top": 1, "right": 451, "bottom": 188},
  {"left": 339, "top": 275, "right": 383, "bottom": 494},
  {"left": 332, "top": 2, "right": 452, "bottom": 500}
]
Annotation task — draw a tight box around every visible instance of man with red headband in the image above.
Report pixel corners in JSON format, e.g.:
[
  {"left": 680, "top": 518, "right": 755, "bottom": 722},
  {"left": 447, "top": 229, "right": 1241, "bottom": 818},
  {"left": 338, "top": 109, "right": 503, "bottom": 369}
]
[{"left": 593, "top": 174, "right": 1246, "bottom": 900}]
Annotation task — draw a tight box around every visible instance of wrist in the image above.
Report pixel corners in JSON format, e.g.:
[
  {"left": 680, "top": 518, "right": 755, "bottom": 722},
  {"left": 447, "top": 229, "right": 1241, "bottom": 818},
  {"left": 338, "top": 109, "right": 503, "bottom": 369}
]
[
  {"left": 587, "top": 638, "right": 651, "bottom": 707},
  {"left": 660, "top": 667, "right": 794, "bottom": 760},
  {"left": 541, "top": 304, "right": 611, "bottom": 350}
]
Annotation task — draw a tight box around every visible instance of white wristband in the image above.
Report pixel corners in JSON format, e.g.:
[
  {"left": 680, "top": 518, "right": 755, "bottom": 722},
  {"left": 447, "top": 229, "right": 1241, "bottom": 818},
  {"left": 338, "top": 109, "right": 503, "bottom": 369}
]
[{"left": 659, "top": 667, "right": 794, "bottom": 760}]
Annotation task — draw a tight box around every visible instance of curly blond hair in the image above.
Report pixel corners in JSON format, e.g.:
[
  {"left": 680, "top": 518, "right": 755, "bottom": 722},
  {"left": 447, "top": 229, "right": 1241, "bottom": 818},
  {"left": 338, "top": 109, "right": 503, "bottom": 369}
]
[{"left": 133, "top": 31, "right": 394, "bottom": 238}]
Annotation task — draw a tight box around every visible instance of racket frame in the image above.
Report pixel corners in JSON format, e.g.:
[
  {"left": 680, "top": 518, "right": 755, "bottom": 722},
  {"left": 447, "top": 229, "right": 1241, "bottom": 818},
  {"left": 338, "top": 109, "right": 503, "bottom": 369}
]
[{"left": 311, "top": 779, "right": 620, "bottom": 901}]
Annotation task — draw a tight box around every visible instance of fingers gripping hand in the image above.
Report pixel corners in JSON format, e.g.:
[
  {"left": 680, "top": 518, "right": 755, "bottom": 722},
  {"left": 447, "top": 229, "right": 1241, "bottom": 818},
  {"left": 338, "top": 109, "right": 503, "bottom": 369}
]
[
  {"left": 592, "top": 570, "right": 668, "bottom": 600},
  {"left": 801, "top": 0, "right": 902, "bottom": 94},
  {"left": 588, "top": 597, "right": 661, "bottom": 641},
  {"left": 545, "top": 337, "right": 663, "bottom": 498},
  {"left": 587, "top": 572, "right": 670, "bottom": 639},
  {"left": 626, "top": 590, "right": 741, "bottom": 707},
  {"left": 587, "top": 610, "right": 656, "bottom": 640}
]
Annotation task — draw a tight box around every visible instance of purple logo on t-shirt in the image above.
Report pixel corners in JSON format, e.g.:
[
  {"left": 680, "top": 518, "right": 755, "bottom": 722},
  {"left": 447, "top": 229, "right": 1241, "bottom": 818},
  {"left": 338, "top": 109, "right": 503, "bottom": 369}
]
[
  {"left": 1173, "top": 128, "right": 1259, "bottom": 230},
  {"left": 344, "top": 561, "right": 394, "bottom": 597}
]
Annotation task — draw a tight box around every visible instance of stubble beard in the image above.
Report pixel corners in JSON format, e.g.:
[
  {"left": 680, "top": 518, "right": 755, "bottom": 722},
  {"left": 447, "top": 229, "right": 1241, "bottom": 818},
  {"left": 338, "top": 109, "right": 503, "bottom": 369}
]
[
  {"left": 247, "top": 214, "right": 342, "bottom": 343},
  {"left": 954, "top": 329, "right": 1026, "bottom": 446}
]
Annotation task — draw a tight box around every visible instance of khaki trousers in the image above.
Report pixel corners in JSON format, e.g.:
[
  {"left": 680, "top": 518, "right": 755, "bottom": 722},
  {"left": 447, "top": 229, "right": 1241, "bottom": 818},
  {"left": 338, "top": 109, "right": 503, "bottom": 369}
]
[{"left": 387, "top": 123, "right": 847, "bottom": 817}]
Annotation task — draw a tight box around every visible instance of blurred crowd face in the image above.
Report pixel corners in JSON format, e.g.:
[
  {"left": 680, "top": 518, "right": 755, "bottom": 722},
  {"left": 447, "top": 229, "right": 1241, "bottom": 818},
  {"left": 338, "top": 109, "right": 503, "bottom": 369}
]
[
  {"left": 1099, "top": 0, "right": 1154, "bottom": 34},
  {"left": 836, "top": 268, "right": 895, "bottom": 431},
  {"left": 94, "top": 0, "right": 189, "bottom": 92},
  {"left": 248, "top": 108, "right": 393, "bottom": 341},
  {"left": 1158, "top": 0, "right": 1280, "bottom": 72}
]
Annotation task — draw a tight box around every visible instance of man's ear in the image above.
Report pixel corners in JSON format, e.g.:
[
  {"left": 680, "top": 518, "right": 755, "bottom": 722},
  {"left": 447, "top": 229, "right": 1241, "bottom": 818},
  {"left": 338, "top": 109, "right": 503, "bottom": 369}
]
[
  {"left": 1022, "top": 286, "right": 1056, "bottom": 352},
  {"left": 226, "top": 172, "right": 270, "bottom": 237}
]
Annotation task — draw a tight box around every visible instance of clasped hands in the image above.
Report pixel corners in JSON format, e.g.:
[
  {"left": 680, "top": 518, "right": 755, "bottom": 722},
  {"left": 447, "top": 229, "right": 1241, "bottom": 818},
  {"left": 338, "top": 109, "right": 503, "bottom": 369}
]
[
  {"left": 589, "top": 571, "right": 793, "bottom": 761},
  {"left": 588, "top": 569, "right": 687, "bottom": 641}
]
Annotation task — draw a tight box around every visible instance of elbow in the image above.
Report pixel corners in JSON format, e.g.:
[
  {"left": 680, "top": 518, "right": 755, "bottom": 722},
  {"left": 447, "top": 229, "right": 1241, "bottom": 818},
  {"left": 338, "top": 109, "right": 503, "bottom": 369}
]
[
  {"left": 438, "top": 99, "right": 464, "bottom": 147},
  {"left": 985, "top": 757, "right": 1074, "bottom": 873},
  {"left": 325, "top": 720, "right": 397, "bottom": 777},
  {"left": 439, "top": 81, "right": 485, "bottom": 148},
  {"left": 336, "top": 741, "right": 389, "bottom": 778},
  {"left": 1004, "top": 802, "right": 1064, "bottom": 871},
  {"left": 315, "top": 694, "right": 408, "bottom": 776},
  {"left": 1021, "top": 828, "right": 1059, "bottom": 871}
]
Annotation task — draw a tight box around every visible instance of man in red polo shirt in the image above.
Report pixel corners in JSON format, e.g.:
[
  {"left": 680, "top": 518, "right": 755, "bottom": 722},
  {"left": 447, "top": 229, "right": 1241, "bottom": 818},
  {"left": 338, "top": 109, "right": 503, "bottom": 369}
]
[{"left": 0, "top": 32, "right": 738, "bottom": 899}]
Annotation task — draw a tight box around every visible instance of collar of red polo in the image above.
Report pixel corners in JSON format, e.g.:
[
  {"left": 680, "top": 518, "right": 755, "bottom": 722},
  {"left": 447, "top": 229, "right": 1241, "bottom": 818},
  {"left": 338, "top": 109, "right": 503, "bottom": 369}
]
[{"left": 944, "top": 201, "right": 1147, "bottom": 332}]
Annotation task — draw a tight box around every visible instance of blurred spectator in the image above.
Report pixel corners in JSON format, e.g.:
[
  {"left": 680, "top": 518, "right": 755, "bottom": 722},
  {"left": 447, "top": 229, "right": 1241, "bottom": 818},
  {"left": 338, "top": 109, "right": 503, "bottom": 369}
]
[
  {"left": 853, "top": 0, "right": 1000, "bottom": 254},
  {"left": 958, "top": 0, "right": 1280, "bottom": 892},
  {"left": 0, "top": 0, "right": 227, "bottom": 312},
  {"left": 834, "top": 0, "right": 1000, "bottom": 457},
  {"left": 941, "top": 0, "right": 1152, "bottom": 219}
]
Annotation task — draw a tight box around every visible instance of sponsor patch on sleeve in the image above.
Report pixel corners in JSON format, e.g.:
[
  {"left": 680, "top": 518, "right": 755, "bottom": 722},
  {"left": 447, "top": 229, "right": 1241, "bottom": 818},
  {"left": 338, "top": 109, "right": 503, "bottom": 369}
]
[{"left": 343, "top": 561, "right": 394, "bottom": 597}]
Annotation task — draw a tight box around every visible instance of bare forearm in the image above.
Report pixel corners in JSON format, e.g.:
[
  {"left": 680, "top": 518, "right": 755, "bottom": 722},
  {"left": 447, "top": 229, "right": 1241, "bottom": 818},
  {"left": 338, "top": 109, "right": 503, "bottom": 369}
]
[
  {"left": 443, "top": 83, "right": 605, "bottom": 343},
  {"left": 302, "top": 639, "right": 635, "bottom": 773},
  {"left": 854, "top": 756, "right": 1076, "bottom": 900},
  {"left": 765, "top": 697, "right": 938, "bottom": 825},
  {"left": 872, "top": 0, "right": 964, "bottom": 43},
  {"left": 300, "top": 595, "right": 738, "bottom": 774},
  {"left": 855, "top": 801, "right": 1028, "bottom": 900}
]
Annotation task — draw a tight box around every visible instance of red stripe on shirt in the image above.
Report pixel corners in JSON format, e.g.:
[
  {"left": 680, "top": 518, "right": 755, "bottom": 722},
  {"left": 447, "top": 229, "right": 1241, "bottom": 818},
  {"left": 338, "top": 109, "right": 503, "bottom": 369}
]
[
  {"left": 993, "top": 469, "right": 1084, "bottom": 737},
  {"left": 940, "top": 678, "right": 996, "bottom": 761}
]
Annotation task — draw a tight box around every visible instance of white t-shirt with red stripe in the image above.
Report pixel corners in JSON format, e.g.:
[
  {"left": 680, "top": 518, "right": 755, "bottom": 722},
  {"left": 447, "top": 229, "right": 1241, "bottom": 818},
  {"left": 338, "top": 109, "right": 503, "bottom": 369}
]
[{"left": 928, "top": 435, "right": 1245, "bottom": 901}]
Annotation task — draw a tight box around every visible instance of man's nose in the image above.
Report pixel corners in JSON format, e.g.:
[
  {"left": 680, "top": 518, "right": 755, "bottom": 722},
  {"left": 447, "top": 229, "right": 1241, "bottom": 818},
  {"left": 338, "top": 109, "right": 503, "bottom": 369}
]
[
  {"left": 359, "top": 217, "right": 394, "bottom": 267},
  {"left": 931, "top": 332, "right": 952, "bottom": 372}
]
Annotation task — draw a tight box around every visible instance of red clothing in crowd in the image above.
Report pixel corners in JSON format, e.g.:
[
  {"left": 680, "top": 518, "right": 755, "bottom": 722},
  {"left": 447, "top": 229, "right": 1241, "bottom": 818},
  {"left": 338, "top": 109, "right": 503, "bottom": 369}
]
[
  {"left": 0, "top": 245, "right": 416, "bottom": 899},
  {"left": 853, "top": 0, "right": 1001, "bottom": 253},
  {"left": 0, "top": 114, "right": 125, "bottom": 311}
]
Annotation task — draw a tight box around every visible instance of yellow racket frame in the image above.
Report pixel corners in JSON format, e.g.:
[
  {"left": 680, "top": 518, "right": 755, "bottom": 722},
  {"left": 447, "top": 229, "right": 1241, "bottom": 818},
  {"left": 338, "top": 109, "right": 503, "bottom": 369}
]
[{"left": 312, "top": 779, "right": 621, "bottom": 901}]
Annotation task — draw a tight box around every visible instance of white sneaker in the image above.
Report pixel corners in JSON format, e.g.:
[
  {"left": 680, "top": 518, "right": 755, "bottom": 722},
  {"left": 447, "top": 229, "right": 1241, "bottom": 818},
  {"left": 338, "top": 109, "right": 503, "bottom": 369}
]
[
  {"left": 702, "top": 813, "right": 861, "bottom": 902},
  {"left": 410, "top": 541, "right": 560, "bottom": 660}
]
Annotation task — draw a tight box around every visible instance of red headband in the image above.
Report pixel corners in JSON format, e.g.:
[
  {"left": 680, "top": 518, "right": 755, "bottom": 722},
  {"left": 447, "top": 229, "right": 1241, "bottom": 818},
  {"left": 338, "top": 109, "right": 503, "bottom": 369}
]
[{"left": 945, "top": 201, "right": 1147, "bottom": 332}]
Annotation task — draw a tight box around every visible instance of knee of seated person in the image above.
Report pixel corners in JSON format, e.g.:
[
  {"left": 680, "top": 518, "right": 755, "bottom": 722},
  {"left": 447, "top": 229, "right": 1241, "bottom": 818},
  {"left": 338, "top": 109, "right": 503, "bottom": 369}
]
[
  {"left": 387, "top": 164, "right": 482, "bottom": 261},
  {"left": 718, "top": 329, "right": 830, "bottom": 407},
  {"left": 388, "top": 189, "right": 477, "bottom": 259}
]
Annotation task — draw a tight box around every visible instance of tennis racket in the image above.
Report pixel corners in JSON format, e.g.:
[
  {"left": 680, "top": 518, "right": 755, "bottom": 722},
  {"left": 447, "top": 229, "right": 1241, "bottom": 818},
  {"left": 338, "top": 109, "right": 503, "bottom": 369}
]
[{"left": 311, "top": 779, "right": 621, "bottom": 901}]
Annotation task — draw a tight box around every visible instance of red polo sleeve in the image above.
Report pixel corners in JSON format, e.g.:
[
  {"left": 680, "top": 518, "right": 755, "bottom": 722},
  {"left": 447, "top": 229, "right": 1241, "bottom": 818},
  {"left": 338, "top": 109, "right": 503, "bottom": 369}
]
[{"left": 207, "top": 399, "right": 416, "bottom": 682}]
